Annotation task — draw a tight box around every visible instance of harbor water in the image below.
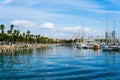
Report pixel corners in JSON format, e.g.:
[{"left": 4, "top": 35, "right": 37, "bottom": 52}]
[{"left": 0, "top": 46, "right": 120, "bottom": 80}]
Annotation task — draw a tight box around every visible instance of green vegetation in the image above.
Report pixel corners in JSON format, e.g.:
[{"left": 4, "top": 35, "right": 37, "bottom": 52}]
[{"left": 0, "top": 24, "right": 55, "bottom": 45}]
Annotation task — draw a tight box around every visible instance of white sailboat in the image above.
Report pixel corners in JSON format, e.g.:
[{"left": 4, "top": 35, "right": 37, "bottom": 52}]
[
  {"left": 74, "top": 29, "right": 83, "bottom": 49},
  {"left": 74, "top": 25, "right": 88, "bottom": 49},
  {"left": 103, "top": 15, "right": 117, "bottom": 51},
  {"left": 102, "top": 13, "right": 113, "bottom": 51}
]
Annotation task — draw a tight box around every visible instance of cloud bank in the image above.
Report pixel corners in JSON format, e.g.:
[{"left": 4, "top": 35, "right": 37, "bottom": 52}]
[
  {"left": 10, "top": 20, "right": 97, "bottom": 39},
  {"left": 11, "top": 20, "right": 36, "bottom": 28}
]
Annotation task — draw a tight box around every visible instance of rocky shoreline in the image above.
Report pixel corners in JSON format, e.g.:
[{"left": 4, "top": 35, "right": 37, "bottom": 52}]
[{"left": 0, "top": 44, "right": 61, "bottom": 53}]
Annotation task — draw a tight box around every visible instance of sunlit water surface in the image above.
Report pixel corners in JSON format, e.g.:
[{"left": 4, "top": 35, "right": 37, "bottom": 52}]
[{"left": 0, "top": 46, "right": 120, "bottom": 80}]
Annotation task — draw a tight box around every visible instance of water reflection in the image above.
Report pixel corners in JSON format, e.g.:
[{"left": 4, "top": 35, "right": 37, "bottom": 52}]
[{"left": 0, "top": 46, "right": 120, "bottom": 79}]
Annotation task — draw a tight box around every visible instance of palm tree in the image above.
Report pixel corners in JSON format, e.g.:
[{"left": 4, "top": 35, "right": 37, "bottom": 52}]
[
  {"left": 23, "top": 32, "right": 25, "bottom": 37},
  {"left": 16, "top": 30, "right": 20, "bottom": 43},
  {"left": 26, "top": 30, "right": 30, "bottom": 43},
  {"left": 0, "top": 24, "right": 5, "bottom": 34},
  {"left": 27, "top": 30, "right": 30, "bottom": 36},
  {"left": 19, "top": 34, "right": 23, "bottom": 43},
  {"left": 7, "top": 30, "right": 12, "bottom": 45},
  {"left": 13, "top": 30, "right": 20, "bottom": 44},
  {"left": 14, "top": 30, "right": 17, "bottom": 35},
  {"left": 17, "top": 30, "right": 20, "bottom": 36},
  {"left": 7, "top": 30, "right": 12, "bottom": 35},
  {"left": 38, "top": 35, "right": 41, "bottom": 38},
  {"left": 13, "top": 30, "right": 17, "bottom": 44},
  {"left": 31, "top": 34, "right": 34, "bottom": 38},
  {"left": 10, "top": 24, "right": 14, "bottom": 46},
  {"left": 10, "top": 24, "right": 14, "bottom": 31}
]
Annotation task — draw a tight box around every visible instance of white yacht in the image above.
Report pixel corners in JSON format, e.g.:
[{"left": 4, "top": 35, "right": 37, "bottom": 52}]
[{"left": 102, "top": 45, "right": 113, "bottom": 51}]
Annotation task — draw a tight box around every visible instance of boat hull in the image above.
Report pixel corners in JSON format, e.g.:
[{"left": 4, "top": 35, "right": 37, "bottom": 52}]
[{"left": 102, "top": 48, "right": 113, "bottom": 51}]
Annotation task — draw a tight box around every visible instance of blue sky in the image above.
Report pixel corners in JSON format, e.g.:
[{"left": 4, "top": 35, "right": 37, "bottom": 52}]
[{"left": 0, "top": 0, "right": 120, "bottom": 39}]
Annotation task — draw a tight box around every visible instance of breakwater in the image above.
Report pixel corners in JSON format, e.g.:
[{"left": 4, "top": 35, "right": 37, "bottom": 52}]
[{"left": 0, "top": 44, "right": 61, "bottom": 53}]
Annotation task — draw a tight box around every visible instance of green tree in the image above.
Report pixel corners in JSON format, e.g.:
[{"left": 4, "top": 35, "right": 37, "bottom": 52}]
[
  {"left": 26, "top": 30, "right": 30, "bottom": 43},
  {"left": 27, "top": 30, "right": 30, "bottom": 36},
  {"left": 10, "top": 24, "right": 14, "bottom": 45},
  {"left": 7, "top": 30, "right": 12, "bottom": 35},
  {"left": 23, "top": 32, "right": 25, "bottom": 37},
  {"left": 0, "top": 24, "right": 5, "bottom": 34},
  {"left": 10, "top": 24, "right": 14, "bottom": 31}
]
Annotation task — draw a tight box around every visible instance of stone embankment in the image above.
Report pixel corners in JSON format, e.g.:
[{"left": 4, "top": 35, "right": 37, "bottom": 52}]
[{"left": 0, "top": 44, "right": 61, "bottom": 53}]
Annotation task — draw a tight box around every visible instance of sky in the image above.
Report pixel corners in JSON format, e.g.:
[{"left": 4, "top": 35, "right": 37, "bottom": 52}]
[{"left": 0, "top": 0, "right": 120, "bottom": 39}]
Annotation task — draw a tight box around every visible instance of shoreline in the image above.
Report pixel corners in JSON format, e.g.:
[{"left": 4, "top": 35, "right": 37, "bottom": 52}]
[{"left": 0, "top": 44, "right": 61, "bottom": 53}]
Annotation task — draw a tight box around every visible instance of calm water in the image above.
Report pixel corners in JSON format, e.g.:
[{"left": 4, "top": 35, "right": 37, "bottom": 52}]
[{"left": 0, "top": 46, "right": 120, "bottom": 80}]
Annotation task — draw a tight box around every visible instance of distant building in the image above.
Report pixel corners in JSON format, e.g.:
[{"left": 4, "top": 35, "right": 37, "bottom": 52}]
[
  {"left": 112, "top": 31, "right": 115, "bottom": 39},
  {"left": 105, "top": 32, "right": 109, "bottom": 39},
  {"left": 105, "top": 32, "right": 110, "bottom": 44}
]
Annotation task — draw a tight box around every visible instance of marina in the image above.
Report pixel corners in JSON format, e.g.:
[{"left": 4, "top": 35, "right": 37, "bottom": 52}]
[
  {"left": 0, "top": 46, "right": 120, "bottom": 79},
  {"left": 1, "top": 0, "right": 120, "bottom": 79}
]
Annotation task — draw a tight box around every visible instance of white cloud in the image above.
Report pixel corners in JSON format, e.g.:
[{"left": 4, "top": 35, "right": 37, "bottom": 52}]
[
  {"left": 3, "top": 0, "right": 14, "bottom": 4},
  {"left": 11, "top": 20, "right": 36, "bottom": 28},
  {"left": 10, "top": 20, "right": 99, "bottom": 39},
  {"left": 41, "top": 22, "right": 55, "bottom": 29},
  {"left": 11, "top": 20, "right": 56, "bottom": 29},
  {"left": 63, "top": 26, "right": 81, "bottom": 32},
  {"left": 63, "top": 26, "right": 91, "bottom": 32}
]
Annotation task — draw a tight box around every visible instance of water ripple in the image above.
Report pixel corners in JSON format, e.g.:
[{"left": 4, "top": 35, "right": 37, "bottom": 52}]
[{"left": 0, "top": 47, "right": 120, "bottom": 80}]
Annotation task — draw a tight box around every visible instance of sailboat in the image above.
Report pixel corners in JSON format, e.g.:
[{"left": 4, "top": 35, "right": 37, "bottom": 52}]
[
  {"left": 74, "top": 29, "right": 83, "bottom": 49},
  {"left": 74, "top": 31, "right": 81, "bottom": 48},
  {"left": 74, "top": 25, "right": 88, "bottom": 49},
  {"left": 102, "top": 15, "right": 118, "bottom": 51},
  {"left": 102, "top": 13, "right": 113, "bottom": 51},
  {"left": 111, "top": 20, "right": 118, "bottom": 51}
]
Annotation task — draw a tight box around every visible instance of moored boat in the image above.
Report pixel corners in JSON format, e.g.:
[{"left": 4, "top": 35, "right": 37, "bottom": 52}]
[
  {"left": 102, "top": 45, "right": 113, "bottom": 51},
  {"left": 94, "top": 44, "right": 100, "bottom": 49}
]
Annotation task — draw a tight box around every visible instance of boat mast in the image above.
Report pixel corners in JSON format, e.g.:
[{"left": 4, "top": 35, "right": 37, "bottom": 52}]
[
  {"left": 82, "top": 22, "right": 85, "bottom": 43},
  {"left": 78, "top": 28, "right": 81, "bottom": 43},
  {"left": 105, "top": 13, "right": 109, "bottom": 45},
  {"left": 113, "top": 19, "right": 116, "bottom": 45}
]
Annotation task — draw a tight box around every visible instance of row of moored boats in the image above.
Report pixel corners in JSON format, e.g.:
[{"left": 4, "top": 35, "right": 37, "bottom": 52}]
[{"left": 74, "top": 43, "right": 120, "bottom": 51}]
